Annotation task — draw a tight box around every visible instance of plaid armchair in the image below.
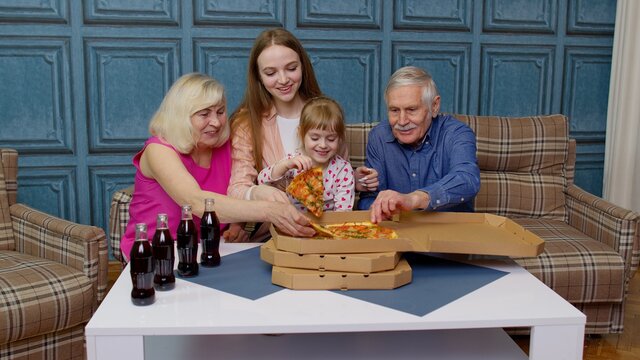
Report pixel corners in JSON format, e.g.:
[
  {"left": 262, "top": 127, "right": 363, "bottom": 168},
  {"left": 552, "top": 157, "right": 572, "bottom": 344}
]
[
  {"left": 108, "top": 114, "right": 639, "bottom": 334},
  {"left": 0, "top": 149, "right": 108, "bottom": 359}
]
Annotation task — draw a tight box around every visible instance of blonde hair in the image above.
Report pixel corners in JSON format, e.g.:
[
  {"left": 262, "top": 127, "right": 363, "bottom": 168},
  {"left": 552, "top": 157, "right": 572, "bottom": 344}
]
[
  {"left": 298, "top": 96, "right": 346, "bottom": 149},
  {"left": 149, "top": 73, "right": 229, "bottom": 153}
]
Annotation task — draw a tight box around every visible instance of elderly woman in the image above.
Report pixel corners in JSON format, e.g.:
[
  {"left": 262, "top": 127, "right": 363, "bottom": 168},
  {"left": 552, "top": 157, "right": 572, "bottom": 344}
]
[{"left": 121, "top": 73, "right": 313, "bottom": 259}]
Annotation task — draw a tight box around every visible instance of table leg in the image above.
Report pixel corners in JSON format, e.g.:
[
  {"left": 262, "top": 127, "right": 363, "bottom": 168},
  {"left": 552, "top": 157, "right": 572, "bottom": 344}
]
[
  {"left": 86, "top": 335, "right": 144, "bottom": 360},
  {"left": 529, "top": 324, "right": 584, "bottom": 360}
]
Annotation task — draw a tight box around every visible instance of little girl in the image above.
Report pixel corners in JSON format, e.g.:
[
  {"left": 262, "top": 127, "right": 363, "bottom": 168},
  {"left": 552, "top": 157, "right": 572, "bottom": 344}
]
[{"left": 257, "top": 96, "right": 355, "bottom": 212}]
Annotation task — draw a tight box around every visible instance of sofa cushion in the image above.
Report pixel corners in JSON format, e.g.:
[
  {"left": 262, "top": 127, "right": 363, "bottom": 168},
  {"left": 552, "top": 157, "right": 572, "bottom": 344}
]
[
  {"left": 0, "top": 251, "right": 94, "bottom": 345},
  {"left": 0, "top": 323, "right": 86, "bottom": 359},
  {"left": 456, "top": 115, "right": 569, "bottom": 220},
  {"left": 513, "top": 218, "right": 625, "bottom": 303}
]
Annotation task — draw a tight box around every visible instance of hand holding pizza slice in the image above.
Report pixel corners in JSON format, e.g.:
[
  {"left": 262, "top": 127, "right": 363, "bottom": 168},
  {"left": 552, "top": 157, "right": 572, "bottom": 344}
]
[{"left": 286, "top": 167, "right": 324, "bottom": 217}]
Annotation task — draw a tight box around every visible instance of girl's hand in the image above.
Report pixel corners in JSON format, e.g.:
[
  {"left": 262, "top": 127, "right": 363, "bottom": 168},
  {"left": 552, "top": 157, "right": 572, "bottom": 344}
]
[{"left": 287, "top": 154, "right": 314, "bottom": 172}]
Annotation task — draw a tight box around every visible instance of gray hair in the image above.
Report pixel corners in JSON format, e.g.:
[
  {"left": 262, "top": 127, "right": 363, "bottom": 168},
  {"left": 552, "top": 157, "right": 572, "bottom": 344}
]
[{"left": 384, "top": 66, "right": 440, "bottom": 107}]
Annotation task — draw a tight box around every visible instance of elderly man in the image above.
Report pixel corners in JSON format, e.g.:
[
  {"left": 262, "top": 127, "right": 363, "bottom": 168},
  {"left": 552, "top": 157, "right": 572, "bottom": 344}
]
[{"left": 357, "top": 66, "right": 481, "bottom": 223}]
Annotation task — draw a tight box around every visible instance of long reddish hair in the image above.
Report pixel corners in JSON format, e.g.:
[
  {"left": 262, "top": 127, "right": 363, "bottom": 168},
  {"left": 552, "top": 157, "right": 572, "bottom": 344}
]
[{"left": 231, "top": 28, "right": 322, "bottom": 171}]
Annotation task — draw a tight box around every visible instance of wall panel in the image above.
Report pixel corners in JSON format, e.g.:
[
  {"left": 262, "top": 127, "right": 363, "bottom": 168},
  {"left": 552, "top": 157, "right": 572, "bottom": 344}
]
[
  {"left": 297, "top": 0, "right": 381, "bottom": 29},
  {"left": 480, "top": 45, "right": 554, "bottom": 116},
  {"left": 0, "top": 0, "right": 68, "bottom": 23},
  {"left": 0, "top": 38, "right": 73, "bottom": 153},
  {"left": 85, "top": 39, "right": 180, "bottom": 152},
  {"left": 483, "top": 0, "right": 557, "bottom": 33},
  {"left": 194, "top": 38, "right": 254, "bottom": 112},
  {"left": 394, "top": 42, "right": 471, "bottom": 114},
  {"left": 394, "top": 0, "right": 472, "bottom": 31},
  {"left": 17, "top": 167, "right": 76, "bottom": 220},
  {"left": 193, "top": 0, "right": 284, "bottom": 26},
  {"left": 83, "top": 0, "right": 179, "bottom": 25},
  {"left": 306, "top": 41, "right": 380, "bottom": 123}
]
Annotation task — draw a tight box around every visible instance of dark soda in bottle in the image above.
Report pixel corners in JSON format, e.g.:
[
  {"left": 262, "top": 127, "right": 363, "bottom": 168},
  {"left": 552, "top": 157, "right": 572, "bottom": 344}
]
[
  {"left": 200, "top": 198, "right": 221, "bottom": 267},
  {"left": 152, "top": 213, "right": 175, "bottom": 290},
  {"left": 176, "top": 204, "right": 198, "bottom": 277},
  {"left": 130, "top": 223, "right": 155, "bottom": 306}
]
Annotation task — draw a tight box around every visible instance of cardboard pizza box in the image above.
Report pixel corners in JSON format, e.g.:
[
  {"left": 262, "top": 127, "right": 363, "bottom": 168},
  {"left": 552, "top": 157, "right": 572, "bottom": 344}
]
[
  {"left": 271, "top": 258, "right": 412, "bottom": 290},
  {"left": 260, "top": 239, "right": 400, "bottom": 273},
  {"left": 270, "top": 211, "right": 544, "bottom": 257}
]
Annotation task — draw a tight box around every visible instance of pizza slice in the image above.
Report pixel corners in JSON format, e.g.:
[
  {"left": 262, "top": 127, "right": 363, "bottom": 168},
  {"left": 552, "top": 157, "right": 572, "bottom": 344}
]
[
  {"left": 309, "top": 221, "right": 398, "bottom": 239},
  {"left": 310, "top": 222, "right": 335, "bottom": 238},
  {"left": 286, "top": 167, "right": 324, "bottom": 217},
  {"left": 322, "top": 221, "right": 398, "bottom": 239}
]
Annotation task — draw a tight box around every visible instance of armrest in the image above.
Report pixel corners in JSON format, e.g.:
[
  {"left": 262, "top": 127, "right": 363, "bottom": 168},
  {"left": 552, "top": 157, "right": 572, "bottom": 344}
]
[
  {"left": 565, "top": 184, "right": 640, "bottom": 280},
  {"left": 10, "top": 203, "right": 109, "bottom": 303},
  {"left": 108, "top": 186, "right": 133, "bottom": 265}
]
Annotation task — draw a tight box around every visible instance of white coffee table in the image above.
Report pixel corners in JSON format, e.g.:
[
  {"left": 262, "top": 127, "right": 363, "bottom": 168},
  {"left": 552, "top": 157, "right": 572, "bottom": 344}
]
[{"left": 85, "top": 243, "right": 585, "bottom": 360}]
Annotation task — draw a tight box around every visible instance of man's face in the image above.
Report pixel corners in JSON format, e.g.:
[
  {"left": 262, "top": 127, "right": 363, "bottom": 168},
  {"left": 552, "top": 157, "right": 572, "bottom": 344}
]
[{"left": 386, "top": 85, "right": 439, "bottom": 147}]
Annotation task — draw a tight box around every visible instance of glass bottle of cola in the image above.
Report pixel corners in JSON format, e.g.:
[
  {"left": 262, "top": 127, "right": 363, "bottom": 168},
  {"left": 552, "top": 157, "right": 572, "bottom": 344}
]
[
  {"left": 176, "top": 204, "right": 199, "bottom": 277},
  {"left": 200, "top": 198, "right": 221, "bottom": 267},
  {"left": 152, "top": 213, "right": 175, "bottom": 290},
  {"left": 130, "top": 223, "right": 155, "bottom": 306}
]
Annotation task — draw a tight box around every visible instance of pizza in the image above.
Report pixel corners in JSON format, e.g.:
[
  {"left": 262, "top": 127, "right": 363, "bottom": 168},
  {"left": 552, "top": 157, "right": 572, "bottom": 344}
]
[
  {"left": 311, "top": 221, "right": 398, "bottom": 239},
  {"left": 286, "top": 167, "right": 324, "bottom": 217}
]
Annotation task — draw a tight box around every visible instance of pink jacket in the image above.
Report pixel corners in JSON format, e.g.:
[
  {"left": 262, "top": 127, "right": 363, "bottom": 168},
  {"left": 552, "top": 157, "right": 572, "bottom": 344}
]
[{"left": 228, "top": 107, "right": 349, "bottom": 200}]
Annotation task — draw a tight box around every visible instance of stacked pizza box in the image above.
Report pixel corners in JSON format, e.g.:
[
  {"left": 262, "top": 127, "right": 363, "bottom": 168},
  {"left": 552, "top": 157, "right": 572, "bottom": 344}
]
[{"left": 260, "top": 239, "right": 412, "bottom": 290}]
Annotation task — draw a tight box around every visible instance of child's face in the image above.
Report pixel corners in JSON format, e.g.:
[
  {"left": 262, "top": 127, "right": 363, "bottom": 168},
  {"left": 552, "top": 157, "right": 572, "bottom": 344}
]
[{"left": 303, "top": 128, "right": 340, "bottom": 166}]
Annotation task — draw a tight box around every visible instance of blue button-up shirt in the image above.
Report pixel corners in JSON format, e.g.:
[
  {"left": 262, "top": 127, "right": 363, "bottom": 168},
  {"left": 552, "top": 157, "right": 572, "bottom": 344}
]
[{"left": 358, "top": 114, "right": 480, "bottom": 212}]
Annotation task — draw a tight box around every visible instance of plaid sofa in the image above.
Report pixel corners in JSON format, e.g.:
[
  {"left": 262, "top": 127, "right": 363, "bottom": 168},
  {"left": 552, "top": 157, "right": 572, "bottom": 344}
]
[
  {"left": 108, "top": 114, "right": 639, "bottom": 334},
  {"left": 0, "top": 149, "right": 108, "bottom": 360}
]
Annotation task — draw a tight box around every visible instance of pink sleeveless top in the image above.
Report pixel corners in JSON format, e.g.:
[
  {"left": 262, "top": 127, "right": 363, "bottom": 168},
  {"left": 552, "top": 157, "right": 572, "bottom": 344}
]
[{"left": 121, "top": 136, "right": 231, "bottom": 259}]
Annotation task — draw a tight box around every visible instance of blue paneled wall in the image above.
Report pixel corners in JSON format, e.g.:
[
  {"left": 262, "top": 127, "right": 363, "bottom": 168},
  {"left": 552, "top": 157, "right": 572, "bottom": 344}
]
[{"left": 0, "top": 0, "right": 616, "bottom": 257}]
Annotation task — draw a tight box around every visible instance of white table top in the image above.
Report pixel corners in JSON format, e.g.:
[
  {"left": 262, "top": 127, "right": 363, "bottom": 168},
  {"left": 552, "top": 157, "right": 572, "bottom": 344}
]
[{"left": 86, "top": 243, "right": 585, "bottom": 337}]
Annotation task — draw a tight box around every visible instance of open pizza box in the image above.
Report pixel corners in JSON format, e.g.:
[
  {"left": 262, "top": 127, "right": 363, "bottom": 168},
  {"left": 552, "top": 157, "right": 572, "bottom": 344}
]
[
  {"left": 271, "top": 258, "right": 412, "bottom": 290},
  {"left": 270, "top": 210, "right": 544, "bottom": 257},
  {"left": 261, "top": 239, "right": 400, "bottom": 273}
]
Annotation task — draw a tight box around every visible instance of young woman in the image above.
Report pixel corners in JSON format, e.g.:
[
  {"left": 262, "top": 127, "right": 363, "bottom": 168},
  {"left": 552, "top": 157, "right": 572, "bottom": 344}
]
[
  {"left": 228, "top": 28, "right": 378, "bottom": 206},
  {"left": 121, "top": 73, "right": 314, "bottom": 259}
]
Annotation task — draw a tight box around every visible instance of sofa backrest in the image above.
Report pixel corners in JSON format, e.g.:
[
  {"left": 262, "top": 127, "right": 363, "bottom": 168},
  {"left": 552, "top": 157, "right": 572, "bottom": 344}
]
[
  {"left": 345, "top": 114, "right": 571, "bottom": 220},
  {"left": 455, "top": 114, "right": 569, "bottom": 220}
]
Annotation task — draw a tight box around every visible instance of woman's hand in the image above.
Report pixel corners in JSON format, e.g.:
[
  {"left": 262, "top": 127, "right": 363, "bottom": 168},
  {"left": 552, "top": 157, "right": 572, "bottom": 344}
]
[
  {"left": 251, "top": 184, "right": 290, "bottom": 203},
  {"left": 223, "top": 223, "right": 250, "bottom": 243},
  {"left": 267, "top": 203, "right": 315, "bottom": 237},
  {"left": 355, "top": 166, "right": 379, "bottom": 192}
]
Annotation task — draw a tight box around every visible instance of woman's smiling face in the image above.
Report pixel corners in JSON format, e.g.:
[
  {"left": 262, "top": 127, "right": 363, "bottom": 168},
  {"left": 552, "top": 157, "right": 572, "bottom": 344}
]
[
  {"left": 190, "top": 103, "right": 227, "bottom": 147},
  {"left": 257, "top": 44, "right": 303, "bottom": 107}
]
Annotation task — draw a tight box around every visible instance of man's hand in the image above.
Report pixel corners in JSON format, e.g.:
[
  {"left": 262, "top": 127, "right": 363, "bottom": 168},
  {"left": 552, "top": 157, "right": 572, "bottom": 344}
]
[
  {"left": 267, "top": 203, "right": 315, "bottom": 237},
  {"left": 369, "top": 190, "right": 430, "bottom": 223},
  {"left": 355, "top": 166, "right": 379, "bottom": 192},
  {"left": 223, "top": 223, "right": 250, "bottom": 243},
  {"left": 251, "top": 184, "right": 290, "bottom": 203}
]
